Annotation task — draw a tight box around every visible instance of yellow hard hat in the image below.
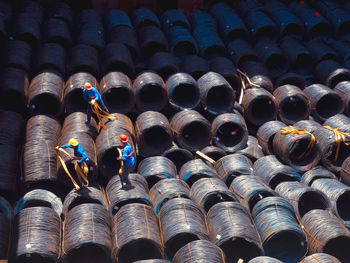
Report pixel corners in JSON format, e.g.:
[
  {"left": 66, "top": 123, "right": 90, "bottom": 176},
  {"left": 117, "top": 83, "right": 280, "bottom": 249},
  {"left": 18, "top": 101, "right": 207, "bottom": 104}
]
[{"left": 69, "top": 138, "right": 79, "bottom": 146}]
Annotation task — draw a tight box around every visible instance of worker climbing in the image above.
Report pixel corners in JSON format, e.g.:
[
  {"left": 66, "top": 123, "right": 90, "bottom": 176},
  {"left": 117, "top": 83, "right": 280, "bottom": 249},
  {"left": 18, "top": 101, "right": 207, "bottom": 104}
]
[
  {"left": 117, "top": 134, "right": 135, "bottom": 190},
  {"left": 56, "top": 138, "right": 90, "bottom": 190}
]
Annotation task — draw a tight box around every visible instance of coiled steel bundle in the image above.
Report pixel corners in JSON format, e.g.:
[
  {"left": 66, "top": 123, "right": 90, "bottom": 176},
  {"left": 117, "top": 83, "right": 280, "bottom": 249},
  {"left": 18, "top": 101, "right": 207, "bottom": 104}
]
[
  {"left": 273, "top": 85, "right": 310, "bottom": 124},
  {"left": 164, "top": 26, "right": 198, "bottom": 56},
  {"left": 165, "top": 72, "right": 200, "bottom": 111},
  {"left": 12, "top": 206, "right": 61, "bottom": 263},
  {"left": 112, "top": 203, "right": 163, "bottom": 262},
  {"left": 300, "top": 253, "right": 341, "bottom": 263},
  {"left": 106, "top": 173, "right": 151, "bottom": 216},
  {"left": 0, "top": 110, "right": 25, "bottom": 147},
  {"left": 64, "top": 72, "right": 98, "bottom": 113},
  {"left": 0, "top": 0, "right": 12, "bottom": 22},
  {"left": 324, "top": 114, "right": 350, "bottom": 133},
  {"left": 43, "top": 18, "right": 72, "bottom": 47},
  {"left": 248, "top": 257, "right": 282, "bottom": 263},
  {"left": 206, "top": 201, "right": 263, "bottom": 262},
  {"left": 27, "top": 71, "right": 63, "bottom": 117},
  {"left": 149, "top": 178, "right": 190, "bottom": 215},
  {"left": 134, "top": 260, "right": 170, "bottom": 263},
  {"left": 257, "top": 121, "right": 285, "bottom": 155},
  {"left": 341, "top": 156, "right": 350, "bottom": 185},
  {"left": 170, "top": 110, "right": 211, "bottom": 151},
  {"left": 19, "top": 0, "right": 44, "bottom": 23},
  {"left": 138, "top": 25, "right": 168, "bottom": 58},
  {"left": 301, "top": 209, "right": 350, "bottom": 262},
  {"left": 191, "top": 177, "right": 237, "bottom": 212},
  {"left": 2, "top": 40, "right": 32, "bottom": 73},
  {"left": 180, "top": 55, "right": 210, "bottom": 80},
  {"left": 61, "top": 112, "right": 98, "bottom": 140},
  {"left": 133, "top": 72, "right": 167, "bottom": 112},
  {"left": 239, "top": 61, "right": 273, "bottom": 93},
  {"left": 294, "top": 119, "right": 322, "bottom": 134},
  {"left": 0, "top": 144, "right": 19, "bottom": 196},
  {"left": 162, "top": 143, "right": 193, "bottom": 171},
  {"left": 26, "top": 115, "right": 61, "bottom": 144},
  {"left": 252, "top": 197, "right": 307, "bottom": 262},
  {"left": 159, "top": 198, "right": 208, "bottom": 258},
  {"left": 242, "top": 88, "right": 277, "bottom": 127},
  {"left": 230, "top": 175, "right": 275, "bottom": 211},
  {"left": 99, "top": 71, "right": 134, "bottom": 114},
  {"left": 67, "top": 44, "right": 99, "bottom": 77},
  {"left": 201, "top": 146, "right": 226, "bottom": 162},
  {"left": 131, "top": 7, "right": 160, "bottom": 29},
  {"left": 275, "top": 181, "right": 331, "bottom": 219},
  {"left": 138, "top": 156, "right": 176, "bottom": 188},
  {"left": 110, "top": 25, "right": 140, "bottom": 61},
  {"left": 0, "top": 196, "right": 12, "bottom": 260},
  {"left": 148, "top": 52, "right": 179, "bottom": 80},
  {"left": 302, "top": 166, "right": 337, "bottom": 186},
  {"left": 172, "top": 240, "right": 225, "bottom": 263},
  {"left": 12, "top": 13, "right": 41, "bottom": 46},
  {"left": 314, "top": 59, "right": 350, "bottom": 89},
  {"left": 244, "top": 10, "right": 278, "bottom": 42},
  {"left": 311, "top": 179, "right": 350, "bottom": 226},
  {"left": 237, "top": 135, "right": 264, "bottom": 162},
  {"left": 179, "top": 159, "right": 217, "bottom": 186},
  {"left": 327, "top": 39, "right": 350, "bottom": 63},
  {"left": 215, "top": 153, "right": 253, "bottom": 186},
  {"left": 211, "top": 112, "right": 248, "bottom": 152},
  {"left": 136, "top": 111, "right": 173, "bottom": 157},
  {"left": 161, "top": 9, "right": 190, "bottom": 29},
  {"left": 306, "top": 39, "right": 337, "bottom": 63},
  {"left": 63, "top": 203, "right": 112, "bottom": 263},
  {"left": 48, "top": 1, "right": 73, "bottom": 25},
  {"left": 104, "top": 10, "right": 132, "bottom": 34},
  {"left": 34, "top": 43, "right": 66, "bottom": 75},
  {"left": 227, "top": 39, "right": 258, "bottom": 67},
  {"left": 334, "top": 82, "right": 350, "bottom": 116},
  {"left": 274, "top": 72, "right": 306, "bottom": 91}
]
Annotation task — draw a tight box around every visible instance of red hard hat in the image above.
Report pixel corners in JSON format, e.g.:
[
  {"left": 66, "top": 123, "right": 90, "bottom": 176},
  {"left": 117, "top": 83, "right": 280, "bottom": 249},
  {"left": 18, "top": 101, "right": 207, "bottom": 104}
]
[
  {"left": 120, "top": 134, "right": 128, "bottom": 143},
  {"left": 84, "top": 82, "right": 92, "bottom": 89}
]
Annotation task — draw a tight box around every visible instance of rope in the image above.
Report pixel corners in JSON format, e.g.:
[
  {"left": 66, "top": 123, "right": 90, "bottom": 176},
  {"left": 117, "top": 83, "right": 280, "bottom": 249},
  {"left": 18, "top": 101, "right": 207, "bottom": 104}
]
[
  {"left": 323, "top": 125, "right": 350, "bottom": 162},
  {"left": 117, "top": 147, "right": 124, "bottom": 175},
  {"left": 90, "top": 100, "right": 118, "bottom": 130},
  {"left": 237, "top": 68, "right": 261, "bottom": 105},
  {"left": 280, "top": 126, "right": 316, "bottom": 159}
]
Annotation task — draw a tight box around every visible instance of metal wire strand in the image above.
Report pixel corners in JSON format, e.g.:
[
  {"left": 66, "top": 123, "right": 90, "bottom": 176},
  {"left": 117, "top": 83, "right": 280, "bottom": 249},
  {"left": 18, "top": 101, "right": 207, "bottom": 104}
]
[
  {"left": 179, "top": 159, "right": 217, "bottom": 187},
  {"left": 301, "top": 209, "right": 350, "bottom": 262},
  {"left": 206, "top": 201, "right": 263, "bottom": 262},
  {"left": 0, "top": 196, "right": 12, "bottom": 260},
  {"left": 302, "top": 166, "right": 337, "bottom": 187},
  {"left": 191, "top": 178, "right": 237, "bottom": 212},
  {"left": 159, "top": 198, "right": 209, "bottom": 259},
  {"left": 248, "top": 256, "right": 282, "bottom": 263},
  {"left": 106, "top": 173, "right": 152, "bottom": 217},
  {"left": 252, "top": 197, "right": 307, "bottom": 263},
  {"left": 26, "top": 115, "right": 61, "bottom": 143},
  {"left": 63, "top": 203, "right": 112, "bottom": 263},
  {"left": 300, "top": 253, "right": 341, "bottom": 263},
  {"left": 257, "top": 121, "right": 285, "bottom": 155},
  {"left": 149, "top": 178, "right": 190, "bottom": 215},
  {"left": 112, "top": 203, "right": 163, "bottom": 262},
  {"left": 237, "top": 135, "right": 264, "bottom": 163},
  {"left": 61, "top": 112, "right": 98, "bottom": 140},
  {"left": 172, "top": 240, "right": 226, "bottom": 263},
  {"left": 162, "top": 143, "right": 193, "bottom": 172}
]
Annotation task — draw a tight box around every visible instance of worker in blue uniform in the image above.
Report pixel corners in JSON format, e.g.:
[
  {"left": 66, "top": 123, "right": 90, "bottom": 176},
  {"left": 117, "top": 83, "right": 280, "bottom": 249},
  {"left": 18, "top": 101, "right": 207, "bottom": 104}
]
[
  {"left": 83, "top": 82, "right": 109, "bottom": 125},
  {"left": 57, "top": 138, "right": 89, "bottom": 169},
  {"left": 118, "top": 134, "right": 135, "bottom": 189}
]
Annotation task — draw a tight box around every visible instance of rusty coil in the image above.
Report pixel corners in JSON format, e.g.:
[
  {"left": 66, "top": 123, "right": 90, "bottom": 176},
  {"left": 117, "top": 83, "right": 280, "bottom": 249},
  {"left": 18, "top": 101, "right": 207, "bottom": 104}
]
[
  {"left": 275, "top": 181, "right": 331, "bottom": 219},
  {"left": 26, "top": 115, "right": 61, "bottom": 143},
  {"left": 110, "top": 25, "right": 140, "bottom": 61},
  {"left": 334, "top": 82, "right": 350, "bottom": 116},
  {"left": 324, "top": 114, "right": 350, "bottom": 133},
  {"left": 211, "top": 112, "right": 248, "bottom": 153},
  {"left": 112, "top": 203, "right": 163, "bottom": 262},
  {"left": 314, "top": 59, "right": 350, "bottom": 89},
  {"left": 170, "top": 110, "right": 211, "bottom": 151},
  {"left": 2, "top": 40, "right": 32, "bottom": 73},
  {"left": 237, "top": 135, "right": 264, "bottom": 162},
  {"left": 99, "top": 71, "right": 134, "bottom": 114},
  {"left": 161, "top": 9, "right": 190, "bottom": 29},
  {"left": 239, "top": 61, "right": 273, "bottom": 93},
  {"left": 67, "top": 44, "right": 99, "bottom": 77},
  {"left": 48, "top": 1, "right": 73, "bottom": 25},
  {"left": 64, "top": 72, "right": 98, "bottom": 113},
  {"left": 179, "top": 159, "right": 217, "bottom": 187},
  {"left": 63, "top": 203, "right": 112, "bottom": 263},
  {"left": 207, "top": 201, "right": 263, "bottom": 262},
  {"left": 131, "top": 7, "right": 160, "bottom": 29},
  {"left": 191, "top": 177, "right": 237, "bottom": 212},
  {"left": 133, "top": 72, "right": 167, "bottom": 112},
  {"left": 138, "top": 25, "right": 168, "bottom": 58},
  {"left": 159, "top": 198, "right": 208, "bottom": 259},
  {"left": 173, "top": 240, "right": 225, "bottom": 263},
  {"left": 0, "top": 196, "right": 12, "bottom": 260},
  {"left": 248, "top": 256, "right": 282, "bottom": 262},
  {"left": 275, "top": 72, "right": 306, "bottom": 91},
  {"left": 34, "top": 43, "right": 66, "bottom": 75},
  {"left": 198, "top": 72, "right": 235, "bottom": 115},
  {"left": 200, "top": 146, "right": 226, "bottom": 162},
  {"left": 300, "top": 253, "right": 341, "bottom": 263},
  {"left": 0, "top": 145, "right": 19, "bottom": 197},
  {"left": 61, "top": 112, "right": 98, "bottom": 140},
  {"left": 43, "top": 18, "right": 72, "bottom": 47},
  {"left": 227, "top": 39, "right": 258, "bottom": 67},
  {"left": 302, "top": 166, "right": 337, "bottom": 186},
  {"left": 0, "top": 110, "right": 25, "bottom": 146},
  {"left": 230, "top": 175, "right": 275, "bottom": 212},
  {"left": 148, "top": 52, "right": 179, "bottom": 81},
  {"left": 12, "top": 207, "right": 61, "bottom": 262},
  {"left": 294, "top": 119, "right": 322, "bottom": 134},
  {"left": 162, "top": 143, "right": 193, "bottom": 171},
  {"left": 12, "top": 13, "right": 41, "bottom": 46},
  {"left": 273, "top": 85, "right": 310, "bottom": 124},
  {"left": 163, "top": 26, "right": 198, "bottom": 57},
  {"left": 301, "top": 209, "right": 350, "bottom": 262},
  {"left": 215, "top": 153, "right": 253, "bottom": 186},
  {"left": 180, "top": 55, "right": 210, "bottom": 80},
  {"left": 27, "top": 72, "right": 64, "bottom": 117},
  {"left": 257, "top": 120, "right": 285, "bottom": 155},
  {"left": 149, "top": 178, "right": 190, "bottom": 215},
  {"left": 165, "top": 72, "right": 200, "bottom": 111},
  {"left": 106, "top": 173, "right": 151, "bottom": 216},
  {"left": 104, "top": 10, "right": 132, "bottom": 33}
]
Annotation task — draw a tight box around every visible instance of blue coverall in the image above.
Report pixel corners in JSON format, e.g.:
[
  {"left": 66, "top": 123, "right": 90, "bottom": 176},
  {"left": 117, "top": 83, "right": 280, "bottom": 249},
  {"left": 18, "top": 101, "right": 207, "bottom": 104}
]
[
  {"left": 60, "top": 144, "right": 89, "bottom": 166},
  {"left": 83, "top": 87, "right": 109, "bottom": 124},
  {"left": 120, "top": 143, "right": 135, "bottom": 186}
]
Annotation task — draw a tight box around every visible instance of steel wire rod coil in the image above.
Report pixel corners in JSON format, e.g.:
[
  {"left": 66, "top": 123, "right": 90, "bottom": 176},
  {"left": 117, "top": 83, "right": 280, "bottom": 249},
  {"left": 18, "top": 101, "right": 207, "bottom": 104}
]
[
  {"left": 230, "top": 175, "right": 276, "bottom": 212},
  {"left": 137, "top": 25, "right": 168, "bottom": 58},
  {"left": 0, "top": 144, "right": 19, "bottom": 197},
  {"left": 63, "top": 203, "right": 112, "bottom": 263},
  {"left": 148, "top": 52, "right": 179, "bottom": 81},
  {"left": 26, "top": 115, "right": 61, "bottom": 143},
  {"left": 2, "top": 40, "right": 32, "bottom": 73},
  {"left": 104, "top": 9, "right": 132, "bottom": 34},
  {"left": 131, "top": 7, "right": 160, "bottom": 29},
  {"left": 206, "top": 201, "right": 263, "bottom": 262},
  {"left": 239, "top": 61, "right": 273, "bottom": 93},
  {"left": 200, "top": 146, "right": 226, "bottom": 162},
  {"left": 112, "top": 203, "right": 163, "bottom": 262},
  {"left": 172, "top": 240, "right": 226, "bottom": 263},
  {"left": 334, "top": 82, "right": 350, "bottom": 117},
  {"left": 149, "top": 178, "right": 190, "bottom": 215},
  {"left": 163, "top": 26, "right": 198, "bottom": 57},
  {"left": 0, "top": 110, "right": 25, "bottom": 147},
  {"left": 211, "top": 112, "right": 248, "bottom": 153},
  {"left": 138, "top": 156, "right": 177, "bottom": 188},
  {"left": 0, "top": 196, "right": 13, "bottom": 260},
  {"left": 106, "top": 173, "right": 152, "bottom": 217},
  {"left": 159, "top": 198, "right": 209, "bottom": 259},
  {"left": 237, "top": 135, "right": 264, "bottom": 162},
  {"left": 110, "top": 25, "right": 140, "bottom": 61},
  {"left": 256, "top": 121, "right": 286, "bottom": 155},
  {"left": 324, "top": 114, "right": 350, "bottom": 133},
  {"left": 66, "top": 44, "right": 99, "bottom": 78},
  {"left": 252, "top": 196, "right": 307, "bottom": 262},
  {"left": 47, "top": 1, "right": 73, "bottom": 25},
  {"left": 300, "top": 253, "right": 341, "bottom": 263},
  {"left": 161, "top": 9, "right": 190, "bottom": 29},
  {"left": 191, "top": 178, "right": 237, "bottom": 212},
  {"left": 314, "top": 59, "right": 350, "bottom": 90},
  {"left": 180, "top": 55, "right": 209, "bottom": 80},
  {"left": 170, "top": 110, "right": 211, "bottom": 151},
  {"left": 12, "top": 206, "right": 61, "bottom": 263},
  {"left": 134, "top": 260, "right": 170, "bottom": 263},
  {"left": 162, "top": 143, "right": 193, "bottom": 172},
  {"left": 275, "top": 181, "right": 331, "bottom": 220},
  {"left": 341, "top": 156, "right": 350, "bottom": 185},
  {"left": 293, "top": 120, "right": 322, "bottom": 134},
  {"left": 33, "top": 43, "right": 66, "bottom": 76},
  {"left": 12, "top": 13, "right": 41, "bottom": 46},
  {"left": 179, "top": 159, "right": 217, "bottom": 187},
  {"left": 61, "top": 112, "right": 98, "bottom": 140},
  {"left": 302, "top": 166, "right": 337, "bottom": 186},
  {"left": 301, "top": 209, "right": 350, "bottom": 262},
  {"left": 275, "top": 72, "right": 306, "bottom": 91},
  {"left": 101, "top": 113, "right": 135, "bottom": 140},
  {"left": 215, "top": 153, "right": 253, "bottom": 186},
  {"left": 248, "top": 256, "right": 282, "bottom": 263}
]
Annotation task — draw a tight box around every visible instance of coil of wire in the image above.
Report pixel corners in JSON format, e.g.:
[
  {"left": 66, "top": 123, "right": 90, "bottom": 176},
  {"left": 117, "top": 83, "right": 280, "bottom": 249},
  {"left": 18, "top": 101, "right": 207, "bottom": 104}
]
[
  {"left": 180, "top": 55, "right": 210, "bottom": 80},
  {"left": 148, "top": 52, "right": 179, "bottom": 81},
  {"left": 239, "top": 61, "right": 273, "bottom": 93},
  {"left": 0, "top": 144, "right": 19, "bottom": 197},
  {"left": 66, "top": 44, "right": 99, "bottom": 78},
  {"left": 334, "top": 82, "right": 350, "bottom": 116},
  {"left": 26, "top": 115, "right": 61, "bottom": 143},
  {"left": 131, "top": 7, "right": 160, "bottom": 29},
  {"left": 315, "top": 59, "right": 350, "bottom": 90},
  {"left": 0, "top": 196, "right": 12, "bottom": 260},
  {"left": 164, "top": 26, "right": 198, "bottom": 57},
  {"left": 301, "top": 253, "right": 342, "bottom": 263},
  {"left": 0, "top": 110, "right": 26, "bottom": 146},
  {"left": 110, "top": 25, "right": 140, "bottom": 61},
  {"left": 138, "top": 25, "right": 168, "bottom": 58},
  {"left": 257, "top": 121, "right": 286, "bottom": 155},
  {"left": 248, "top": 256, "right": 282, "bottom": 263},
  {"left": 179, "top": 159, "right": 217, "bottom": 187},
  {"left": 2, "top": 40, "right": 32, "bottom": 73},
  {"left": 161, "top": 143, "right": 193, "bottom": 172},
  {"left": 48, "top": 1, "right": 73, "bottom": 25},
  {"left": 61, "top": 112, "right": 98, "bottom": 140},
  {"left": 34, "top": 43, "right": 66, "bottom": 75},
  {"left": 293, "top": 119, "right": 322, "bottom": 134},
  {"left": 12, "top": 13, "right": 41, "bottom": 46},
  {"left": 200, "top": 146, "right": 226, "bottom": 163},
  {"left": 324, "top": 114, "right": 350, "bottom": 133},
  {"left": 42, "top": 17, "right": 72, "bottom": 48},
  {"left": 206, "top": 201, "right": 263, "bottom": 262},
  {"left": 237, "top": 135, "right": 264, "bottom": 162},
  {"left": 161, "top": 9, "right": 190, "bottom": 29},
  {"left": 104, "top": 9, "right": 132, "bottom": 33},
  {"left": 227, "top": 39, "right": 258, "bottom": 68},
  {"left": 243, "top": 10, "right": 278, "bottom": 42},
  {"left": 341, "top": 156, "right": 350, "bottom": 185},
  {"left": 302, "top": 166, "right": 337, "bottom": 186},
  {"left": 275, "top": 72, "right": 306, "bottom": 91}
]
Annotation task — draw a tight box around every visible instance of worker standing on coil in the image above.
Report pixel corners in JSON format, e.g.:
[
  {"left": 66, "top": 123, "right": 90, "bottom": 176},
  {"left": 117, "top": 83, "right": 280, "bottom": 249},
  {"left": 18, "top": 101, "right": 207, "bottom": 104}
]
[
  {"left": 83, "top": 82, "right": 109, "bottom": 125},
  {"left": 117, "top": 134, "right": 135, "bottom": 189}
]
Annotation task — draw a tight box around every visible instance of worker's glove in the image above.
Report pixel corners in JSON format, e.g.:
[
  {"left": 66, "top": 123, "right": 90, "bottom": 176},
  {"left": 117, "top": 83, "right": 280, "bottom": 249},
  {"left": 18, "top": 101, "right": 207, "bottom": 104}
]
[
  {"left": 89, "top": 99, "right": 95, "bottom": 105},
  {"left": 55, "top": 146, "right": 60, "bottom": 150}
]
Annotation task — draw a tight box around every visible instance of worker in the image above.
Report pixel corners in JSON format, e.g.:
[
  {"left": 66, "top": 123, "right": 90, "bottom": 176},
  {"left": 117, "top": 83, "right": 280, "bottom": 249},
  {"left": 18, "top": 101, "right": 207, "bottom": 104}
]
[
  {"left": 83, "top": 82, "right": 109, "bottom": 125},
  {"left": 117, "top": 134, "right": 135, "bottom": 189},
  {"left": 56, "top": 138, "right": 90, "bottom": 171}
]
